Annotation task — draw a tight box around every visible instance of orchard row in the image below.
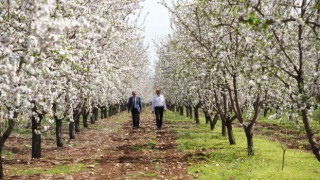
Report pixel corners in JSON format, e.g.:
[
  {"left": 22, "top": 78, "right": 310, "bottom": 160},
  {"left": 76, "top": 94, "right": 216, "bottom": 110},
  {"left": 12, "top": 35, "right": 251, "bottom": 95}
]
[
  {"left": 156, "top": 0, "right": 320, "bottom": 161},
  {"left": 0, "top": 0, "right": 151, "bottom": 178}
]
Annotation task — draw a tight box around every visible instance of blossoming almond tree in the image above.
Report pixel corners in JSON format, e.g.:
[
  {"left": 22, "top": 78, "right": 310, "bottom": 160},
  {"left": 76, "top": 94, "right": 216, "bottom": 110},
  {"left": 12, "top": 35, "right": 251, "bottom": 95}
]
[
  {"left": 0, "top": 0, "right": 148, "bottom": 177},
  {"left": 157, "top": 0, "right": 289, "bottom": 156},
  {"left": 239, "top": 0, "right": 320, "bottom": 161},
  {"left": 158, "top": 0, "right": 320, "bottom": 160}
]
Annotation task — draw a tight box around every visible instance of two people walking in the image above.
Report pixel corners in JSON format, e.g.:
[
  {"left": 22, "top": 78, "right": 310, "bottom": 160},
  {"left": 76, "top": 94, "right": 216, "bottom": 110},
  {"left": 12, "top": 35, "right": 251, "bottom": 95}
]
[{"left": 127, "top": 89, "right": 166, "bottom": 129}]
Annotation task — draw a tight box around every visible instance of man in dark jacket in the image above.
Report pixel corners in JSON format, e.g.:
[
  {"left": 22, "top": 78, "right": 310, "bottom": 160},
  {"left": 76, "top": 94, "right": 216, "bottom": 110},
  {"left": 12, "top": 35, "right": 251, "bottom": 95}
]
[{"left": 128, "top": 91, "right": 142, "bottom": 128}]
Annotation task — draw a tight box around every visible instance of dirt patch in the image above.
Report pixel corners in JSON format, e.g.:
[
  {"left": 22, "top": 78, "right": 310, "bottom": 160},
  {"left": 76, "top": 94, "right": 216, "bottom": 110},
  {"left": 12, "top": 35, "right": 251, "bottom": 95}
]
[
  {"left": 73, "top": 113, "right": 192, "bottom": 180},
  {"left": 4, "top": 112, "right": 192, "bottom": 179}
]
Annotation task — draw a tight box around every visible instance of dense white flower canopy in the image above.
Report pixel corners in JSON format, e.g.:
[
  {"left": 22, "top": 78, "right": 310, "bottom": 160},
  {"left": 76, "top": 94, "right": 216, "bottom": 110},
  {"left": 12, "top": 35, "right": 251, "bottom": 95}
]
[{"left": 0, "top": 0, "right": 151, "bottom": 122}]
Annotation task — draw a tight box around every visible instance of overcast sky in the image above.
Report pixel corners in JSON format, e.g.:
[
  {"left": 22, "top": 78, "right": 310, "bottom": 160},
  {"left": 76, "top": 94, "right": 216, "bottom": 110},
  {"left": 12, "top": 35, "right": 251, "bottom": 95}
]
[{"left": 139, "top": 0, "right": 173, "bottom": 67}]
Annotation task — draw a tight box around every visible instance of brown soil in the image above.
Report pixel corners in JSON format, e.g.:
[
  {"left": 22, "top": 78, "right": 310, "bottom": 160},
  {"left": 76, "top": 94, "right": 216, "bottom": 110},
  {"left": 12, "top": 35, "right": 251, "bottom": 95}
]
[{"left": 3, "top": 111, "right": 192, "bottom": 180}]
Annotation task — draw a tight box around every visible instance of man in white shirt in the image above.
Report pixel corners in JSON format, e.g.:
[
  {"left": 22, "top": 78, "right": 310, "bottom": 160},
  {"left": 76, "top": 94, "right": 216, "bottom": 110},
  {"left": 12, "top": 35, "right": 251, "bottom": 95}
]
[{"left": 152, "top": 89, "right": 167, "bottom": 129}]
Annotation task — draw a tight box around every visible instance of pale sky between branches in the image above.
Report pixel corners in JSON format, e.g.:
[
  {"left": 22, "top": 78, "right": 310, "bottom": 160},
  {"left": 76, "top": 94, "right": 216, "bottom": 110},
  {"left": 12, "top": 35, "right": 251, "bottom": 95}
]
[{"left": 140, "top": 0, "right": 173, "bottom": 67}]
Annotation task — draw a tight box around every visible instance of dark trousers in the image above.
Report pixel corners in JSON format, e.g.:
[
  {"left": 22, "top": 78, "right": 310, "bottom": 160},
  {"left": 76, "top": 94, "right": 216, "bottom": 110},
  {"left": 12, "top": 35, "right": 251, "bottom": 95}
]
[
  {"left": 155, "top": 106, "right": 164, "bottom": 128},
  {"left": 131, "top": 108, "right": 140, "bottom": 128}
]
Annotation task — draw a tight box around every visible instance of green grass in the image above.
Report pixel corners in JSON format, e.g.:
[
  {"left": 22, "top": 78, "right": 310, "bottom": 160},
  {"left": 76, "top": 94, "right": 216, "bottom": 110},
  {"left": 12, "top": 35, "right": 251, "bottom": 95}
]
[
  {"left": 140, "top": 171, "right": 157, "bottom": 177},
  {"left": 12, "top": 127, "right": 32, "bottom": 137},
  {"left": 126, "top": 171, "right": 157, "bottom": 178},
  {"left": 11, "top": 163, "right": 86, "bottom": 176},
  {"left": 69, "top": 142, "right": 78, "bottom": 148},
  {"left": 88, "top": 123, "right": 105, "bottom": 131},
  {"left": 165, "top": 110, "right": 320, "bottom": 180},
  {"left": 107, "top": 111, "right": 131, "bottom": 131},
  {"left": 259, "top": 109, "right": 320, "bottom": 135},
  {"left": 313, "top": 108, "right": 320, "bottom": 119},
  {"left": 154, "top": 164, "right": 162, "bottom": 171},
  {"left": 3, "top": 151, "right": 14, "bottom": 160},
  {"left": 151, "top": 158, "right": 159, "bottom": 162},
  {"left": 165, "top": 110, "right": 193, "bottom": 124},
  {"left": 129, "top": 140, "right": 157, "bottom": 150}
]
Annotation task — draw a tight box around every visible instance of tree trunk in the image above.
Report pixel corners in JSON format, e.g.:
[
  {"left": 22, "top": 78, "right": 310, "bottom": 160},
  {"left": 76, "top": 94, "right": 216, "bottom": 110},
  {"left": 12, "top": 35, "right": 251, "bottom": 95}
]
[
  {"left": 117, "top": 104, "right": 120, "bottom": 113},
  {"left": 104, "top": 107, "right": 108, "bottom": 118},
  {"left": 82, "top": 111, "right": 89, "bottom": 128},
  {"left": 186, "top": 106, "right": 190, "bottom": 118},
  {"left": 301, "top": 109, "right": 320, "bottom": 161},
  {"left": 111, "top": 105, "right": 115, "bottom": 116},
  {"left": 204, "top": 110, "right": 219, "bottom": 130},
  {"left": 90, "top": 115, "right": 95, "bottom": 124},
  {"left": 167, "top": 102, "right": 170, "bottom": 110},
  {"left": 113, "top": 105, "right": 117, "bottom": 115},
  {"left": 226, "top": 120, "right": 236, "bottom": 145},
  {"left": 0, "top": 106, "right": 2, "bottom": 127},
  {"left": 94, "top": 107, "right": 99, "bottom": 121},
  {"left": 55, "top": 118, "right": 63, "bottom": 147},
  {"left": 210, "top": 113, "right": 219, "bottom": 131},
  {"left": 0, "top": 150, "right": 3, "bottom": 179},
  {"left": 194, "top": 107, "right": 199, "bottom": 124},
  {"left": 123, "top": 103, "right": 127, "bottom": 111},
  {"left": 32, "top": 114, "right": 42, "bottom": 158},
  {"left": 119, "top": 104, "right": 122, "bottom": 112},
  {"left": 0, "top": 110, "right": 17, "bottom": 179},
  {"left": 53, "top": 103, "right": 64, "bottom": 147},
  {"left": 263, "top": 108, "right": 269, "bottom": 117},
  {"left": 105, "top": 106, "right": 109, "bottom": 118},
  {"left": 0, "top": 107, "right": 3, "bottom": 179},
  {"left": 91, "top": 107, "right": 98, "bottom": 123},
  {"left": 100, "top": 107, "right": 105, "bottom": 119},
  {"left": 244, "top": 126, "right": 254, "bottom": 156},
  {"left": 221, "top": 92, "right": 228, "bottom": 137},
  {"left": 69, "top": 119, "right": 76, "bottom": 139},
  {"left": 203, "top": 109, "right": 210, "bottom": 125},
  {"left": 221, "top": 118, "right": 226, "bottom": 136},
  {"left": 109, "top": 106, "right": 113, "bottom": 117},
  {"left": 179, "top": 106, "right": 184, "bottom": 116},
  {"left": 189, "top": 106, "right": 193, "bottom": 119},
  {"left": 73, "top": 109, "right": 81, "bottom": 133}
]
